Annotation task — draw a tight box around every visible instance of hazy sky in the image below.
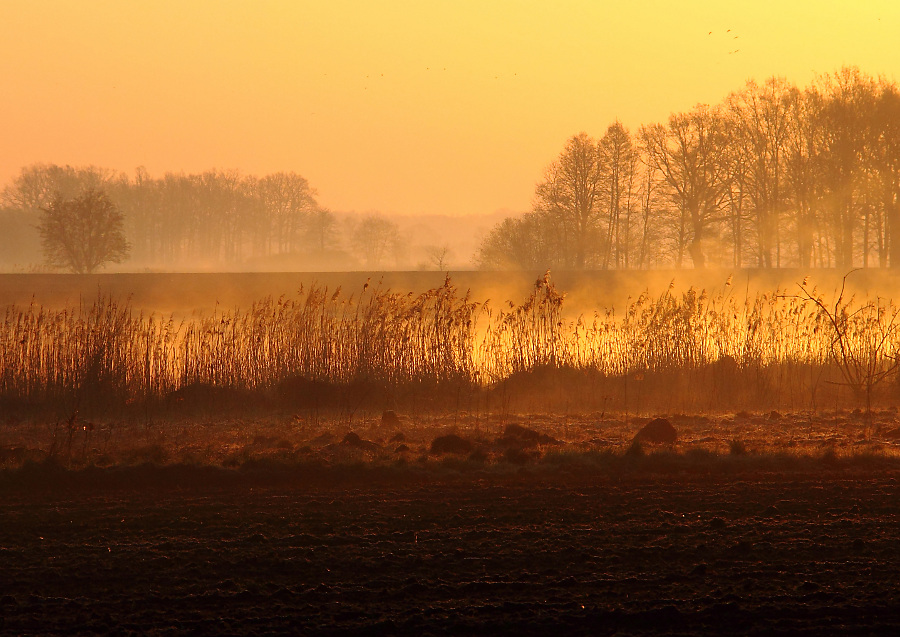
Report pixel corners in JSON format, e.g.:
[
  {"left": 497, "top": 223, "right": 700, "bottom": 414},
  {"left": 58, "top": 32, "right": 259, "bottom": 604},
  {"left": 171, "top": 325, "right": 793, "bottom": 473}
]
[{"left": 2, "top": 1, "right": 898, "bottom": 216}]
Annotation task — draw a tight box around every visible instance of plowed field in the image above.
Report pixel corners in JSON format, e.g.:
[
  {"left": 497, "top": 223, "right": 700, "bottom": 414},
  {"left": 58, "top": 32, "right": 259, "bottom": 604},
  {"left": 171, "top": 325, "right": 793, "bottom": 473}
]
[{"left": 2, "top": 468, "right": 899, "bottom": 635}]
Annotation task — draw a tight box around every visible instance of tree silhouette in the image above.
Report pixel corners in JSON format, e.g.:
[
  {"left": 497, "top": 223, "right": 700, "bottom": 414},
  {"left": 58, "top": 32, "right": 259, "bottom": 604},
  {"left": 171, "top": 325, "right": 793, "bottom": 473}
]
[
  {"left": 533, "top": 132, "right": 605, "bottom": 269},
  {"left": 39, "top": 189, "right": 130, "bottom": 273},
  {"left": 350, "top": 214, "right": 400, "bottom": 268}
]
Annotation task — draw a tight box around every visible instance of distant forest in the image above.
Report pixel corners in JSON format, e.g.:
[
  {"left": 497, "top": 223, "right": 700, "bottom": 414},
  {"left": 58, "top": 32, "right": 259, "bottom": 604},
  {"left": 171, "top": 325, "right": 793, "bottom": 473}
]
[
  {"left": 0, "top": 166, "right": 498, "bottom": 272},
  {"left": 478, "top": 67, "right": 900, "bottom": 270},
  {"left": 1, "top": 66, "right": 898, "bottom": 272}
]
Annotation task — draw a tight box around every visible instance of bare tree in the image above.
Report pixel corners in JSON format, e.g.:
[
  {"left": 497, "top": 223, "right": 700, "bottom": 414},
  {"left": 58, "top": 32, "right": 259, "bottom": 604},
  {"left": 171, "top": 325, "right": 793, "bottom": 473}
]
[
  {"left": 642, "top": 105, "right": 729, "bottom": 268},
  {"left": 727, "top": 77, "right": 794, "bottom": 267},
  {"left": 305, "top": 208, "right": 338, "bottom": 253},
  {"left": 814, "top": 67, "right": 878, "bottom": 269},
  {"left": 866, "top": 80, "right": 900, "bottom": 267},
  {"left": 475, "top": 213, "right": 554, "bottom": 269},
  {"left": 351, "top": 214, "right": 401, "bottom": 269},
  {"left": 597, "top": 122, "right": 638, "bottom": 268},
  {"left": 252, "top": 172, "right": 320, "bottom": 254},
  {"left": 425, "top": 244, "right": 452, "bottom": 271},
  {"left": 39, "top": 189, "right": 130, "bottom": 273},
  {"left": 784, "top": 86, "right": 822, "bottom": 268},
  {"left": 533, "top": 133, "right": 605, "bottom": 268}
]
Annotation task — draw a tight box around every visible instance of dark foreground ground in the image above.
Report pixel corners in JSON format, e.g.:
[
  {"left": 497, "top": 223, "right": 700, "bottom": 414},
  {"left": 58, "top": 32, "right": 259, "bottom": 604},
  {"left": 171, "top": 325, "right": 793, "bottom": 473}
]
[{"left": 2, "top": 468, "right": 899, "bottom": 636}]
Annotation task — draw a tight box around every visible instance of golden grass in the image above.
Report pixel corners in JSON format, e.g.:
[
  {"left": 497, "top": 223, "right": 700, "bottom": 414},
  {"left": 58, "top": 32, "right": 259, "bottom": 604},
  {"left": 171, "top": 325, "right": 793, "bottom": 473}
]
[{"left": 1, "top": 272, "right": 899, "bottom": 421}]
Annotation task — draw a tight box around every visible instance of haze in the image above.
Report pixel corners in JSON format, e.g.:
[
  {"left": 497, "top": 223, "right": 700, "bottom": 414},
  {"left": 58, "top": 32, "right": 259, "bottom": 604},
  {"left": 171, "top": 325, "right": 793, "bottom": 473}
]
[{"left": 2, "top": 0, "right": 898, "bottom": 217}]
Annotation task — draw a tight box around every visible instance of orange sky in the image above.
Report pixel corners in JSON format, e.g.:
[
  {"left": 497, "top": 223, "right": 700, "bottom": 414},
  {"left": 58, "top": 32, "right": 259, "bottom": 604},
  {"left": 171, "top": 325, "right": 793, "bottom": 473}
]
[{"left": 2, "top": 1, "right": 899, "bottom": 216}]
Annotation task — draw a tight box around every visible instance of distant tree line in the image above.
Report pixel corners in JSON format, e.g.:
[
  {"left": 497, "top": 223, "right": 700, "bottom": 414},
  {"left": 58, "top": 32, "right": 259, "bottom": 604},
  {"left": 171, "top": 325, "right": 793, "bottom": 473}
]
[
  {"left": 1, "top": 165, "right": 346, "bottom": 269},
  {"left": 478, "top": 67, "right": 900, "bottom": 269}
]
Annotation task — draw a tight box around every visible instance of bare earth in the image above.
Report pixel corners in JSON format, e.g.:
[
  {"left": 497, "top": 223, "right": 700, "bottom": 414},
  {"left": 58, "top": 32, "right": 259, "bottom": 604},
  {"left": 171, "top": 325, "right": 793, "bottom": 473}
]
[{"left": 2, "top": 465, "right": 900, "bottom": 636}]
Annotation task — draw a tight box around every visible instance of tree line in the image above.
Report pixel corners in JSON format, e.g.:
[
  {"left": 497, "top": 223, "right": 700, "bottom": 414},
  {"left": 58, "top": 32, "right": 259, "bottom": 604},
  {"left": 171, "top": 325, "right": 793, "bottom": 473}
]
[
  {"left": 1, "top": 165, "right": 335, "bottom": 269},
  {"left": 477, "top": 67, "right": 900, "bottom": 270},
  {"left": 0, "top": 165, "right": 431, "bottom": 271}
]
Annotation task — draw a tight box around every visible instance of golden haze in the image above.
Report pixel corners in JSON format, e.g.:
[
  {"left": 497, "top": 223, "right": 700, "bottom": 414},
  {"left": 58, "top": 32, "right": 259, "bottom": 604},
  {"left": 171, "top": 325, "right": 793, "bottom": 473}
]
[{"left": 2, "top": 0, "right": 898, "bottom": 216}]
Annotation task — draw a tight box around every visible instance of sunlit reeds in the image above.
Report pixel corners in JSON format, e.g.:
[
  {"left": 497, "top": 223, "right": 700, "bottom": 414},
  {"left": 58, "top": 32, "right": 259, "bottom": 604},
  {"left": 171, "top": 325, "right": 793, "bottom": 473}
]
[{"left": 2, "top": 273, "right": 899, "bottom": 416}]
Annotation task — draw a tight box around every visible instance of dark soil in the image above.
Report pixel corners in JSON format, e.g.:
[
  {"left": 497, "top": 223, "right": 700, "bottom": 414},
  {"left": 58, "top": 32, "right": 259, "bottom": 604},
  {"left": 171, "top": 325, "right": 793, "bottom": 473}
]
[{"left": 2, "top": 468, "right": 900, "bottom": 635}]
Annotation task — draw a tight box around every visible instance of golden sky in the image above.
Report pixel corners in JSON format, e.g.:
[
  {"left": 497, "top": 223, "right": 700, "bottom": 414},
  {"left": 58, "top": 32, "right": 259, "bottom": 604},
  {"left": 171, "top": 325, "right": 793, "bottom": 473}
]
[{"left": 2, "top": 0, "right": 898, "bottom": 216}]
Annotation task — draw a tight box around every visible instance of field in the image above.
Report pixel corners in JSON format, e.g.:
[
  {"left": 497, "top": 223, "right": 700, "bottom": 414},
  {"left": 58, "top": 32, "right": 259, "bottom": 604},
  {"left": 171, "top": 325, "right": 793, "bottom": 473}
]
[
  {"left": 3, "top": 269, "right": 900, "bottom": 634},
  {"left": 5, "top": 267, "right": 900, "bottom": 313},
  {"left": 3, "top": 463, "right": 900, "bottom": 635}
]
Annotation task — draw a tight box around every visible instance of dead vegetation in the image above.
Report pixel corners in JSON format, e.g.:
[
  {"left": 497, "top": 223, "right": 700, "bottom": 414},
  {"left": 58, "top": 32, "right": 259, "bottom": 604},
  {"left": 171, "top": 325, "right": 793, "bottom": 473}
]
[{"left": 2, "top": 272, "right": 900, "bottom": 470}]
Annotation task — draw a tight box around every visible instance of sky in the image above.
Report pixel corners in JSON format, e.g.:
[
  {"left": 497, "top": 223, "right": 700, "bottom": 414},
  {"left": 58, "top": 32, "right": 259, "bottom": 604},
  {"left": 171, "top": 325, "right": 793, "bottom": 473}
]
[{"left": 2, "top": 0, "right": 899, "bottom": 217}]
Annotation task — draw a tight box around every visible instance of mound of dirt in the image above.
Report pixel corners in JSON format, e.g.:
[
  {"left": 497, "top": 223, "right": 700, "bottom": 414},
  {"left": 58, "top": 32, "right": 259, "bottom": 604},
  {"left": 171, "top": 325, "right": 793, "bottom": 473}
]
[
  {"left": 633, "top": 418, "right": 678, "bottom": 444},
  {"left": 881, "top": 427, "right": 900, "bottom": 440},
  {"left": 341, "top": 432, "right": 380, "bottom": 451},
  {"left": 496, "top": 423, "right": 559, "bottom": 448},
  {"left": 381, "top": 410, "right": 402, "bottom": 428},
  {"left": 430, "top": 434, "right": 473, "bottom": 455}
]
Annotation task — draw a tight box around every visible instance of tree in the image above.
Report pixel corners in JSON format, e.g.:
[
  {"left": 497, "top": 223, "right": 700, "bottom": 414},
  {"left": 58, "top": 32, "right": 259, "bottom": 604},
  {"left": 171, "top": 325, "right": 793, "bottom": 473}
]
[
  {"left": 252, "top": 172, "right": 321, "bottom": 255},
  {"left": 305, "top": 208, "right": 339, "bottom": 253},
  {"left": 726, "top": 77, "right": 794, "bottom": 267},
  {"left": 2, "top": 163, "right": 122, "bottom": 213},
  {"left": 813, "top": 67, "right": 878, "bottom": 269},
  {"left": 534, "top": 133, "right": 605, "bottom": 268},
  {"left": 425, "top": 244, "right": 452, "bottom": 271},
  {"left": 475, "top": 210, "right": 574, "bottom": 270},
  {"left": 865, "top": 79, "right": 900, "bottom": 267},
  {"left": 597, "top": 122, "right": 639, "bottom": 268},
  {"left": 642, "top": 105, "right": 729, "bottom": 268},
  {"left": 350, "top": 214, "right": 401, "bottom": 269},
  {"left": 39, "top": 189, "right": 130, "bottom": 273}
]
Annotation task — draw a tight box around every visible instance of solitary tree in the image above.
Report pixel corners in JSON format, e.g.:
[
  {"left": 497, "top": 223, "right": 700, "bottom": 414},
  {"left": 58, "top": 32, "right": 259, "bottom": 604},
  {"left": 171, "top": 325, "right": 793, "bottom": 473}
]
[
  {"left": 424, "top": 244, "right": 452, "bottom": 271},
  {"left": 39, "top": 189, "right": 130, "bottom": 273}
]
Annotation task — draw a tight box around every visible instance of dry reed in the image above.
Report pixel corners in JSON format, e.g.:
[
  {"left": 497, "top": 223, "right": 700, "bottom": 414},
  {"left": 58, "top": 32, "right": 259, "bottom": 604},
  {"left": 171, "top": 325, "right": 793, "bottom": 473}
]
[{"left": 2, "top": 273, "right": 899, "bottom": 416}]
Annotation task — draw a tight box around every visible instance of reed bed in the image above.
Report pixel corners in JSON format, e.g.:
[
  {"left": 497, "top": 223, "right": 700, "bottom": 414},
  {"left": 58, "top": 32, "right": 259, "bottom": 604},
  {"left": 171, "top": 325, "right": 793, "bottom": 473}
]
[{"left": 1, "top": 273, "right": 899, "bottom": 416}]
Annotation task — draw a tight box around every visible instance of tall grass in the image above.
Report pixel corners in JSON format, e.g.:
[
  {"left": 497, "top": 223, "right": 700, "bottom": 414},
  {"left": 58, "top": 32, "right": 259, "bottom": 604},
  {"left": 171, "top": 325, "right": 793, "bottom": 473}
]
[{"left": 1, "top": 273, "right": 898, "bottom": 416}]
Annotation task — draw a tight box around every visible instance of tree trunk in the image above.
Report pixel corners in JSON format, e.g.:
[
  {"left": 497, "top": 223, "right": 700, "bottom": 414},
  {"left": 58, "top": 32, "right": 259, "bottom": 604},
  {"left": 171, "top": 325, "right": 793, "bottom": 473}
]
[{"left": 888, "top": 200, "right": 900, "bottom": 267}]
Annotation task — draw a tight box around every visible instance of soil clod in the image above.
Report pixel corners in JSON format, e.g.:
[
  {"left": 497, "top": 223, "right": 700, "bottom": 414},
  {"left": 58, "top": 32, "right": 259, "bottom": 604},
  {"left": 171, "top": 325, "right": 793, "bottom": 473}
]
[
  {"left": 382, "top": 410, "right": 402, "bottom": 428},
  {"left": 634, "top": 418, "right": 678, "bottom": 444},
  {"left": 341, "top": 432, "right": 379, "bottom": 451},
  {"left": 496, "top": 423, "right": 559, "bottom": 448}
]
